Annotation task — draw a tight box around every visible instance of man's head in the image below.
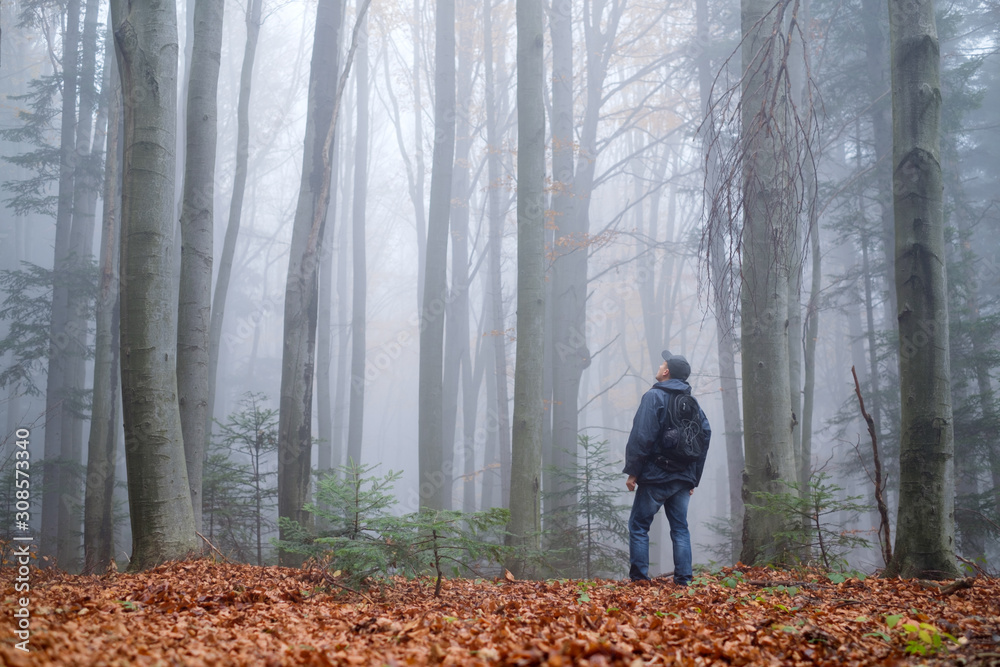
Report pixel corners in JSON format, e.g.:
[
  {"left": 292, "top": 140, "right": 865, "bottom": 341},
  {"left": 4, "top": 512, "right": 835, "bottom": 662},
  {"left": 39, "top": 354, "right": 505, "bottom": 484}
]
[{"left": 660, "top": 350, "right": 691, "bottom": 382}]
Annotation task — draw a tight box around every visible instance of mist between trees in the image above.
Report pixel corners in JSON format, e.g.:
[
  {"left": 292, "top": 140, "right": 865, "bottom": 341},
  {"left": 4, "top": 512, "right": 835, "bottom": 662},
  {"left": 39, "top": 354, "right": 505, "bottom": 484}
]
[{"left": 0, "top": 0, "right": 996, "bottom": 579}]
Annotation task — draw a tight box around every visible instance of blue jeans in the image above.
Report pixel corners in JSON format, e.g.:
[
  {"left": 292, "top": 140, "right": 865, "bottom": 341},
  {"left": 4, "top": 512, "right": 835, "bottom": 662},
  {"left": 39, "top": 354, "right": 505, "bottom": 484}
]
[{"left": 628, "top": 482, "right": 692, "bottom": 584}]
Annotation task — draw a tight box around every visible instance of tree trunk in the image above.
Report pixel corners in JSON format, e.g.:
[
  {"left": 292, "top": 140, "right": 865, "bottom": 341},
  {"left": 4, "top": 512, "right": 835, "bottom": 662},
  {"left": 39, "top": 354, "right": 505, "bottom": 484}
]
[
  {"left": 548, "top": 0, "right": 624, "bottom": 514},
  {"left": 855, "top": 125, "right": 884, "bottom": 435},
  {"left": 332, "top": 102, "right": 355, "bottom": 472},
  {"left": 418, "top": 0, "right": 456, "bottom": 511},
  {"left": 442, "top": 0, "right": 476, "bottom": 512},
  {"left": 317, "top": 108, "right": 341, "bottom": 474},
  {"left": 885, "top": 0, "right": 958, "bottom": 578},
  {"left": 697, "top": 0, "right": 745, "bottom": 564},
  {"left": 738, "top": 0, "right": 797, "bottom": 566},
  {"left": 177, "top": 0, "right": 225, "bottom": 533},
  {"left": 277, "top": 0, "right": 344, "bottom": 562},
  {"left": 861, "top": 0, "right": 898, "bottom": 330},
  {"left": 799, "top": 179, "right": 820, "bottom": 541},
  {"left": 83, "top": 39, "right": 122, "bottom": 575},
  {"left": 505, "top": 0, "right": 545, "bottom": 579},
  {"left": 41, "top": 0, "right": 80, "bottom": 563},
  {"left": 482, "top": 0, "right": 510, "bottom": 511},
  {"left": 546, "top": 0, "right": 581, "bottom": 525},
  {"left": 111, "top": 0, "right": 199, "bottom": 571},
  {"left": 347, "top": 14, "right": 368, "bottom": 468},
  {"left": 57, "top": 0, "right": 104, "bottom": 571},
  {"left": 206, "top": 0, "right": 262, "bottom": 451},
  {"left": 412, "top": 0, "right": 428, "bottom": 313}
]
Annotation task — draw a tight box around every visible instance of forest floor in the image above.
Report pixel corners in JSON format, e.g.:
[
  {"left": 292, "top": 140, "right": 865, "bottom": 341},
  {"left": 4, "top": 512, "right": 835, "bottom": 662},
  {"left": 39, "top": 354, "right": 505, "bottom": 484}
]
[{"left": 1, "top": 559, "right": 999, "bottom": 666}]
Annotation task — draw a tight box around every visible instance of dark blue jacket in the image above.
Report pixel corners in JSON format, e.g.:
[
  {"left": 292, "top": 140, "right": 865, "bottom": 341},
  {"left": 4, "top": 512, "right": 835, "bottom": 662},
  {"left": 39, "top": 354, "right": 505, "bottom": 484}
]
[{"left": 622, "top": 378, "right": 711, "bottom": 488}]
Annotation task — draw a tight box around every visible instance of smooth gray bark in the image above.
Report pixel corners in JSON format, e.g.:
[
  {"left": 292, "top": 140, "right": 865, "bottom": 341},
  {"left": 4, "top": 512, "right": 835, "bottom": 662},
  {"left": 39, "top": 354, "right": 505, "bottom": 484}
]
[
  {"left": 333, "top": 95, "right": 356, "bottom": 473},
  {"left": 548, "top": 0, "right": 624, "bottom": 510},
  {"left": 861, "top": 0, "right": 898, "bottom": 328},
  {"left": 418, "top": 0, "right": 456, "bottom": 511},
  {"left": 317, "top": 104, "right": 341, "bottom": 474},
  {"left": 347, "top": 15, "right": 368, "bottom": 468},
  {"left": 41, "top": 0, "right": 80, "bottom": 563},
  {"left": 111, "top": 0, "right": 199, "bottom": 571},
  {"left": 442, "top": 0, "right": 476, "bottom": 512},
  {"left": 482, "top": 0, "right": 511, "bottom": 510},
  {"left": 697, "top": 0, "right": 744, "bottom": 563},
  {"left": 885, "top": 0, "right": 958, "bottom": 579},
  {"left": 58, "top": 0, "right": 104, "bottom": 571},
  {"left": 546, "top": 0, "right": 581, "bottom": 524},
  {"left": 206, "top": 0, "right": 263, "bottom": 451},
  {"left": 738, "top": 0, "right": 797, "bottom": 566},
  {"left": 83, "top": 41, "right": 121, "bottom": 575},
  {"left": 277, "top": 0, "right": 345, "bottom": 562},
  {"left": 505, "top": 0, "right": 545, "bottom": 579},
  {"left": 177, "top": 0, "right": 224, "bottom": 533}
]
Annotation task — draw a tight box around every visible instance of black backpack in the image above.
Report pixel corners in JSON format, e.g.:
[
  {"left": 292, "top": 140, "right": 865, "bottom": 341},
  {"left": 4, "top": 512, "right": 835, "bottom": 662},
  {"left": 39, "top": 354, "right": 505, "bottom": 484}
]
[{"left": 656, "top": 391, "right": 705, "bottom": 465}]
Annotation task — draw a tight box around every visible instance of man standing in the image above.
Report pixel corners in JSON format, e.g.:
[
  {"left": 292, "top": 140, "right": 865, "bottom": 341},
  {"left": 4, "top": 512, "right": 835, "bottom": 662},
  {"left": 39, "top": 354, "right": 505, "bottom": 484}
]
[{"left": 623, "top": 350, "right": 711, "bottom": 584}]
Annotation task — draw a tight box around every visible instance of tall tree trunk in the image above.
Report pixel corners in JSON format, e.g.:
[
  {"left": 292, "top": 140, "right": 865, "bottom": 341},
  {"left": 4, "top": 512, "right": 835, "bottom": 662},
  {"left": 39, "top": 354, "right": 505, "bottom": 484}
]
[
  {"left": 861, "top": 0, "right": 898, "bottom": 330},
  {"left": 346, "top": 14, "right": 368, "bottom": 468},
  {"left": 84, "top": 39, "right": 122, "bottom": 575},
  {"left": 412, "top": 0, "right": 428, "bottom": 313},
  {"left": 799, "top": 177, "right": 820, "bottom": 536},
  {"left": 482, "top": 0, "right": 510, "bottom": 510},
  {"left": 739, "top": 0, "right": 797, "bottom": 566},
  {"left": 505, "top": 0, "right": 545, "bottom": 579},
  {"left": 317, "top": 104, "right": 342, "bottom": 474},
  {"left": 177, "top": 0, "right": 225, "bottom": 533},
  {"left": 418, "top": 0, "right": 456, "bottom": 511},
  {"left": 548, "top": 0, "right": 624, "bottom": 512},
  {"left": 206, "top": 0, "right": 263, "bottom": 451},
  {"left": 885, "top": 0, "right": 958, "bottom": 578},
  {"left": 442, "top": 0, "right": 475, "bottom": 512},
  {"left": 111, "top": 0, "right": 199, "bottom": 571},
  {"left": 546, "top": 0, "right": 581, "bottom": 524},
  {"left": 41, "top": 0, "right": 80, "bottom": 563},
  {"left": 57, "top": 0, "right": 104, "bottom": 571},
  {"left": 277, "top": 0, "right": 345, "bottom": 563},
  {"left": 855, "top": 124, "right": 884, "bottom": 435},
  {"left": 332, "top": 100, "right": 355, "bottom": 472},
  {"left": 636, "top": 148, "right": 671, "bottom": 372},
  {"left": 463, "top": 332, "right": 486, "bottom": 512},
  {"left": 697, "top": 0, "right": 744, "bottom": 564}
]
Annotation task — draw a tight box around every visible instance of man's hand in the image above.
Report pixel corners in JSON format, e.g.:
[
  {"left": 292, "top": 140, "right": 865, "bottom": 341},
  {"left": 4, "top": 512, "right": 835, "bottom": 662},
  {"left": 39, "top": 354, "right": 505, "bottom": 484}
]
[{"left": 626, "top": 475, "right": 637, "bottom": 492}]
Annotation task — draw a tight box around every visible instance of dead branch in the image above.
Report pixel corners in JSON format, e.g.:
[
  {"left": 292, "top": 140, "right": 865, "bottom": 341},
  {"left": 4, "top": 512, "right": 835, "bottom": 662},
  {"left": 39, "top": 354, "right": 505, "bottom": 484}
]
[
  {"left": 852, "top": 365, "right": 892, "bottom": 567},
  {"left": 196, "top": 531, "right": 233, "bottom": 564},
  {"left": 939, "top": 578, "right": 975, "bottom": 595},
  {"left": 308, "top": 567, "right": 375, "bottom": 605}
]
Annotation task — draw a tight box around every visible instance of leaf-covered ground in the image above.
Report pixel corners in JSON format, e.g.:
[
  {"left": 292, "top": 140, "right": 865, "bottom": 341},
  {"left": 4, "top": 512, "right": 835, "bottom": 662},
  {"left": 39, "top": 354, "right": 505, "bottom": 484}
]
[{"left": 2, "top": 560, "right": 999, "bottom": 665}]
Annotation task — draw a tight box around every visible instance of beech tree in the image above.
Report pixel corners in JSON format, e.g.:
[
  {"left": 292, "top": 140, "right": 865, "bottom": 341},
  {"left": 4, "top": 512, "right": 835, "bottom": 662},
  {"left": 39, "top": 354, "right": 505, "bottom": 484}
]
[
  {"left": 83, "top": 33, "right": 121, "bottom": 574},
  {"left": 110, "top": 0, "right": 198, "bottom": 570},
  {"left": 277, "top": 0, "right": 369, "bottom": 563},
  {"left": 347, "top": 12, "right": 369, "bottom": 468},
  {"left": 277, "top": 0, "right": 344, "bottom": 562},
  {"left": 177, "top": 0, "right": 225, "bottom": 532},
  {"left": 505, "top": 0, "right": 545, "bottom": 579},
  {"left": 481, "top": 0, "right": 512, "bottom": 511},
  {"left": 206, "top": 0, "right": 264, "bottom": 457},
  {"left": 418, "top": 0, "right": 456, "bottom": 511},
  {"left": 885, "top": 0, "right": 959, "bottom": 579}
]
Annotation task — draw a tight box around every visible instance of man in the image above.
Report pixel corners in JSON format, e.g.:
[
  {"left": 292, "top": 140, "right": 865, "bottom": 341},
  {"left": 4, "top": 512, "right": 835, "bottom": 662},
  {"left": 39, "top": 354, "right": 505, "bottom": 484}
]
[{"left": 622, "top": 350, "right": 711, "bottom": 584}]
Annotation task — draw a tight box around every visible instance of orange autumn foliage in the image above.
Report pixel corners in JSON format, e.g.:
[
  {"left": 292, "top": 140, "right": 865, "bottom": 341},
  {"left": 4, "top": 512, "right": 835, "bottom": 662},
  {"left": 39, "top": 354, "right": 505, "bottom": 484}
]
[{"left": 2, "top": 560, "right": 998, "bottom": 665}]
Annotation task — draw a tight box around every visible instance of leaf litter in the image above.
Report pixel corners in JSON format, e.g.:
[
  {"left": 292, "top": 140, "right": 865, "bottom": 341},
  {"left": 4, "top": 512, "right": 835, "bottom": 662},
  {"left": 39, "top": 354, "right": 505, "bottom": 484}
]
[{"left": 2, "top": 560, "right": 999, "bottom": 665}]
